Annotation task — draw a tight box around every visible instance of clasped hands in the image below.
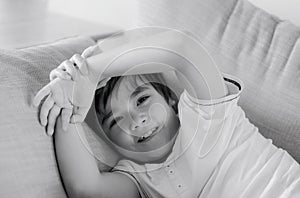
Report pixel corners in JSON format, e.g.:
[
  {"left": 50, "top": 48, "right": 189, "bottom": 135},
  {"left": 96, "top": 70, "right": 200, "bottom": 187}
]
[{"left": 33, "top": 45, "right": 101, "bottom": 136}]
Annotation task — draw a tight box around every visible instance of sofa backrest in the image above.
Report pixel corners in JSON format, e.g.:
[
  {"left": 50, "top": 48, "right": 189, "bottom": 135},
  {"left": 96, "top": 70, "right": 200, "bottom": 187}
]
[{"left": 135, "top": 0, "right": 300, "bottom": 162}]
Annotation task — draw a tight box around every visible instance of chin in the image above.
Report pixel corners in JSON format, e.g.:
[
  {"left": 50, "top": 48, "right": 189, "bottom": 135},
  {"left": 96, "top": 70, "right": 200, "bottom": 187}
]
[{"left": 114, "top": 135, "right": 177, "bottom": 164}]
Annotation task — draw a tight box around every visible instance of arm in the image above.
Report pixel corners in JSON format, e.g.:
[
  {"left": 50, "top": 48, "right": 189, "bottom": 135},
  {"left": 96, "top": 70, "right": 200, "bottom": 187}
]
[
  {"left": 34, "top": 30, "right": 227, "bottom": 132},
  {"left": 86, "top": 30, "right": 228, "bottom": 100},
  {"left": 35, "top": 30, "right": 227, "bottom": 197},
  {"left": 54, "top": 116, "right": 140, "bottom": 198}
]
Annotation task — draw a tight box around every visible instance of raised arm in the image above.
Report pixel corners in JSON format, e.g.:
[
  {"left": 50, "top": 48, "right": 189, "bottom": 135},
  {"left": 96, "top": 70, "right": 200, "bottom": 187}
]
[
  {"left": 34, "top": 30, "right": 228, "bottom": 133},
  {"left": 86, "top": 30, "right": 228, "bottom": 100},
  {"left": 34, "top": 30, "right": 228, "bottom": 198}
]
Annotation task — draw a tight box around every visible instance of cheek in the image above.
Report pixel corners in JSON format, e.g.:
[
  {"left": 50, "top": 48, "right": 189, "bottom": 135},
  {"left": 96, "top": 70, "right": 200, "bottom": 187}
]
[
  {"left": 109, "top": 127, "right": 133, "bottom": 147},
  {"left": 148, "top": 102, "right": 169, "bottom": 123}
]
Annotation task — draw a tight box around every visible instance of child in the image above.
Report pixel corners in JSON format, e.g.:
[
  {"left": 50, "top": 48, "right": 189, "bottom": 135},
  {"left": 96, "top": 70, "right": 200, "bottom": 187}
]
[{"left": 34, "top": 31, "right": 300, "bottom": 198}]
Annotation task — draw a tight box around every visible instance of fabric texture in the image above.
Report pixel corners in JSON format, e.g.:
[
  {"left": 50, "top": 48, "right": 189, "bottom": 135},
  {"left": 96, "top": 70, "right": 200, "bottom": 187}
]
[
  {"left": 113, "top": 76, "right": 300, "bottom": 198},
  {"left": 135, "top": 0, "right": 300, "bottom": 163},
  {"left": 0, "top": 36, "right": 118, "bottom": 198},
  {"left": 1, "top": 0, "right": 300, "bottom": 197}
]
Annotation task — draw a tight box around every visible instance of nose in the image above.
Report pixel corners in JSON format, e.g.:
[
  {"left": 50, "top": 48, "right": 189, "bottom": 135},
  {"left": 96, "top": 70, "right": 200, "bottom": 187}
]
[{"left": 130, "top": 112, "right": 149, "bottom": 131}]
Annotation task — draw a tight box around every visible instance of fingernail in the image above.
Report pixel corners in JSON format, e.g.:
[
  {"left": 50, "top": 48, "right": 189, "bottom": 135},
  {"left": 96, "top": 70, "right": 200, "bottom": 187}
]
[
  {"left": 41, "top": 119, "right": 46, "bottom": 126},
  {"left": 64, "top": 123, "right": 69, "bottom": 132},
  {"left": 32, "top": 101, "right": 37, "bottom": 108},
  {"left": 62, "top": 123, "right": 67, "bottom": 131},
  {"left": 30, "top": 100, "right": 36, "bottom": 108},
  {"left": 47, "top": 129, "right": 53, "bottom": 136}
]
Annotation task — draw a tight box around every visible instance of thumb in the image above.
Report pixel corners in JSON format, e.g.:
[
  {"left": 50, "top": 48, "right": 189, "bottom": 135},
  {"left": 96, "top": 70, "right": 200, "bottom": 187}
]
[
  {"left": 80, "top": 45, "right": 102, "bottom": 76},
  {"left": 82, "top": 45, "right": 102, "bottom": 59}
]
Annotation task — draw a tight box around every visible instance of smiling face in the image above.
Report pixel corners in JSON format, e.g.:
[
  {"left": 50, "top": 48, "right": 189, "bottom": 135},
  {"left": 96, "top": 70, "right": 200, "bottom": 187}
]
[{"left": 97, "top": 75, "right": 180, "bottom": 163}]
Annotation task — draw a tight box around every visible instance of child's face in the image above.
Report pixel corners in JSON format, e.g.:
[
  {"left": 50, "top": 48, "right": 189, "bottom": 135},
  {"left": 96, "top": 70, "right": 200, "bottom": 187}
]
[{"left": 101, "top": 76, "right": 180, "bottom": 161}]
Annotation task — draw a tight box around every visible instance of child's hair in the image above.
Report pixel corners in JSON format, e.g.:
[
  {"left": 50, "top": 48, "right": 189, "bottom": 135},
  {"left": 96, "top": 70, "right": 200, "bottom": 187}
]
[{"left": 94, "top": 73, "right": 178, "bottom": 125}]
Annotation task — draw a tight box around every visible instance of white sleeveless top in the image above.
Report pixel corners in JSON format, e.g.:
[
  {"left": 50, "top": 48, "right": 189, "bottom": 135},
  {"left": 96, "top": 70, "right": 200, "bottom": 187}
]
[{"left": 112, "top": 74, "right": 300, "bottom": 198}]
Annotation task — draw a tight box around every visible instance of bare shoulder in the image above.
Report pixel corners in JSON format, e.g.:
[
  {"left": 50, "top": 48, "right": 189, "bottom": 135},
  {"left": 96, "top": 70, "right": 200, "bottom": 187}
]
[{"left": 92, "top": 171, "right": 141, "bottom": 198}]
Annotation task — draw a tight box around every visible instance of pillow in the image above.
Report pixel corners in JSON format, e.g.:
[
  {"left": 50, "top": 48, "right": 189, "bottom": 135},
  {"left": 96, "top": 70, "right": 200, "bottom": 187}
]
[
  {"left": 0, "top": 36, "right": 117, "bottom": 198},
  {"left": 135, "top": 0, "right": 300, "bottom": 162}
]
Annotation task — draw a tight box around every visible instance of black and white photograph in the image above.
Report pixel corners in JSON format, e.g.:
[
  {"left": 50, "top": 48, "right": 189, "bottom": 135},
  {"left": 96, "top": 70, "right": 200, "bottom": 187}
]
[{"left": 0, "top": 0, "right": 300, "bottom": 197}]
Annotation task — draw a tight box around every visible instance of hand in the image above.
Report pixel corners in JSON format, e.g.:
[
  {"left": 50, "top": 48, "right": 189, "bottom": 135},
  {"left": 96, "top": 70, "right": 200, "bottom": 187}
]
[
  {"left": 33, "top": 78, "right": 74, "bottom": 135},
  {"left": 33, "top": 45, "right": 101, "bottom": 136},
  {"left": 49, "top": 45, "right": 102, "bottom": 82},
  {"left": 50, "top": 45, "right": 102, "bottom": 123}
]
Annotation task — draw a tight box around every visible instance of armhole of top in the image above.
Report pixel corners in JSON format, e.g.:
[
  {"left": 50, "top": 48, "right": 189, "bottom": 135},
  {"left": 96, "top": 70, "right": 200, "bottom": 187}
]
[
  {"left": 113, "top": 170, "right": 149, "bottom": 198},
  {"left": 182, "top": 73, "right": 243, "bottom": 106}
]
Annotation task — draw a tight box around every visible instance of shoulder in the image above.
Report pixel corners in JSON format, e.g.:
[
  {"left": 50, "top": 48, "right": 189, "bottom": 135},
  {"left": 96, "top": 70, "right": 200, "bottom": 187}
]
[
  {"left": 112, "top": 160, "right": 149, "bottom": 198},
  {"left": 180, "top": 73, "right": 243, "bottom": 106},
  {"left": 177, "top": 73, "right": 243, "bottom": 119}
]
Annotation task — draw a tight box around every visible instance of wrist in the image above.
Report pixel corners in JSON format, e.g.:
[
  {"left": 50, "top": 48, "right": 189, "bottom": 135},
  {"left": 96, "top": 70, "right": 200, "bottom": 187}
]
[{"left": 87, "top": 71, "right": 100, "bottom": 87}]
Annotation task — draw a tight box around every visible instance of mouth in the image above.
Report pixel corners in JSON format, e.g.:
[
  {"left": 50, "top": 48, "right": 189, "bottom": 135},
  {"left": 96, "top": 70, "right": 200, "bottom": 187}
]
[{"left": 137, "top": 126, "right": 162, "bottom": 143}]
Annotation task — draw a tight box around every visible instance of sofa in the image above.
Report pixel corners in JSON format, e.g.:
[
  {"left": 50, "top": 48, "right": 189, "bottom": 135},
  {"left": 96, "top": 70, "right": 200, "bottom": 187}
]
[
  {"left": 0, "top": 0, "right": 299, "bottom": 197},
  {"left": 135, "top": 0, "right": 300, "bottom": 160}
]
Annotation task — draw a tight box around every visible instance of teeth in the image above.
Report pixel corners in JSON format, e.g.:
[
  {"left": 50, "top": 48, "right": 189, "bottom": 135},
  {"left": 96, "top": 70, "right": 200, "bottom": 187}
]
[
  {"left": 144, "top": 129, "right": 154, "bottom": 138},
  {"left": 139, "top": 128, "right": 156, "bottom": 141}
]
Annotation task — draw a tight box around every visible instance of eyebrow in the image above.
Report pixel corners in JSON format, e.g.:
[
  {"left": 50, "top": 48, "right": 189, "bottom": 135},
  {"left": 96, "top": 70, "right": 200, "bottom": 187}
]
[
  {"left": 130, "top": 85, "right": 150, "bottom": 99},
  {"left": 102, "top": 111, "right": 112, "bottom": 125},
  {"left": 102, "top": 85, "right": 150, "bottom": 125}
]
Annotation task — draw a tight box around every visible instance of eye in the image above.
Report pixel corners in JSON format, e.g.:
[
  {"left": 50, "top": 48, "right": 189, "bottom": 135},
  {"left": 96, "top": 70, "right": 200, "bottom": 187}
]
[
  {"left": 109, "top": 119, "right": 116, "bottom": 129},
  {"left": 108, "top": 116, "right": 122, "bottom": 129},
  {"left": 137, "top": 96, "right": 150, "bottom": 106}
]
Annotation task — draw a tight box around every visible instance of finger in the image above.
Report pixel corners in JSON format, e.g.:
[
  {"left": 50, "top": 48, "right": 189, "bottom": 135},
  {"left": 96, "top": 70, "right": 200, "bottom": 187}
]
[
  {"left": 47, "top": 104, "right": 61, "bottom": 136},
  {"left": 49, "top": 68, "right": 71, "bottom": 81},
  {"left": 61, "top": 108, "right": 72, "bottom": 131},
  {"left": 71, "top": 114, "right": 85, "bottom": 123},
  {"left": 70, "top": 107, "right": 88, "bottom": 123},
  {"left": 33, "top": 84, "right": 51, "bottom": 107},
  {"left": 60, "top": 60, "right": 78, "bottom": 80},
  {"left": 97, "top": 77, "right": 111, "bottom": 89},
  {"left": 70, "top": 54, "right": 88, "bottom": 76},
  {"left": 57, "top": 61, "right": 66, "bottom": 70},
  {"left": 39, "top": 94, "right": 54, "bottom": 126},
  {"left": 82, "top": 45, "right": 102, "bottom": 58}
]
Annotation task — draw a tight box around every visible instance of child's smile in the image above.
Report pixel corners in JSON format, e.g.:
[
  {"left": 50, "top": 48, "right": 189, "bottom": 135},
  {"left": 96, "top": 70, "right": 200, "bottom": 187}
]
[
  {"left": 100, "top": 76, "right": 180, "bottom": 162},
  {"left": 136, "top": 125, "right": 163, "bottom": 143}
]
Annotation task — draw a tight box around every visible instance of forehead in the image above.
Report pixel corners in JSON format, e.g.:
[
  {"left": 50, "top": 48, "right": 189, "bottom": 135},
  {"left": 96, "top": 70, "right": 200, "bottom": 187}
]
[
  {"left": 113, "top": 76, "right": 152, "bottom": 98},
  {"left": 105, "top": 76, "right": 153, "bottom": 110}
]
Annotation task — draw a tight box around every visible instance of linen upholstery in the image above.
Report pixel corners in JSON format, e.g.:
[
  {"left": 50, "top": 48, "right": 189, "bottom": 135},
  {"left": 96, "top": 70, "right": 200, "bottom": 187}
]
[
  {"left": 0, "top": 36, "right": 118, "bottom": 198},
  {"left": 1, "top": 0, "right": 300, "bottom": 197}
]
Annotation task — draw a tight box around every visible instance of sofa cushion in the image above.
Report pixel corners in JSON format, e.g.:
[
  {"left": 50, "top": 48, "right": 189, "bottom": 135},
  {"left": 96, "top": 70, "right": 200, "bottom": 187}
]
[
  {"left": 0, "top": 36, "right": 118, "bottom": 198},
  {"left": 135, "top": 0, "right": 300, "bottom": 163}
]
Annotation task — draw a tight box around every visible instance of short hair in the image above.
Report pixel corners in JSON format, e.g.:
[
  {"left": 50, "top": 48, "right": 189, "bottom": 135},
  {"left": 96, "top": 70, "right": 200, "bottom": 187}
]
[{"left": 94, "top": 73, "right": 178, "bottom": 124}]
